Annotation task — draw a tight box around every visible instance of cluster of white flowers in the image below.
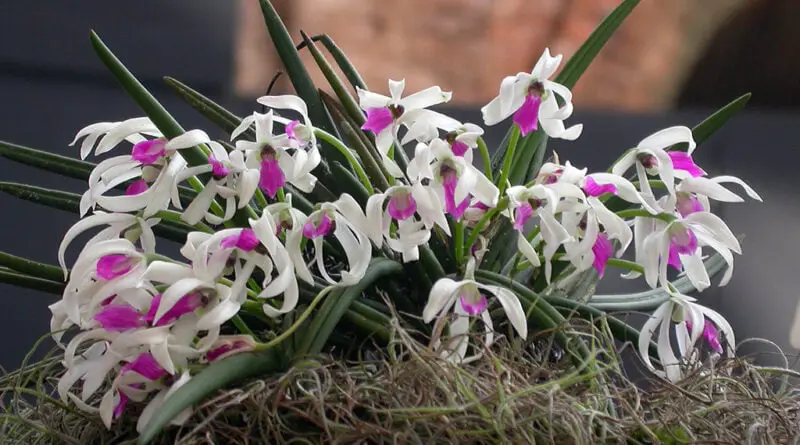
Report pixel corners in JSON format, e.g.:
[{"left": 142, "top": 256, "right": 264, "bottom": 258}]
[{"left": 51, "top": 48, "right": 760, "bottom": 428}]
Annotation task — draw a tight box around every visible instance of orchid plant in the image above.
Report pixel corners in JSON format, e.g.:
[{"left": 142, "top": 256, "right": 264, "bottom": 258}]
[{"left": 0, "top": 0, "right": 761, "bottom": 442}]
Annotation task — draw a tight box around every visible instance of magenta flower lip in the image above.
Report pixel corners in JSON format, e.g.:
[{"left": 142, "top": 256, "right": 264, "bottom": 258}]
[
  {"left": 303, "top": 212, "right": 333, "bottom": 239},
  {"left": 361, "top": 107, "right": 393, "bottom": 134},
  {"left": 96, "top": 254, "right": 136, "bottom": 280},
  {"left": 131, "top": 139, "right": 167, "bottom": 165},
  {"left": 512, "top": 94, "right": 542, "bottom": 136},
  {"left": 387, "top": 192, "right": 417, "bottom": 221}
]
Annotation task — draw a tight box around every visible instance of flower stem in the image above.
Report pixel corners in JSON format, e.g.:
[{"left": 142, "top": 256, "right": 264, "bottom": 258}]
[
  {"left": 477, "top": 137, "right": 494, "bottom": 182},
  {"left": 615, "top": 208, "right": 676, "bottom": 223},
  {"left": 231, "top": 314, "right": 256, "bottom": 337},
  {"left": 315, "top": 129, "right": 375, "bottom": 195},
  {"left": 254, "top": 285, "right": 335, "bottom": 351},
  {"left": 465, "top": 197, "right": 508, "bottom": 255},
  {"left": 453, "top": 220, "right": 465, "bottom": 266},
  {"left": 497, "top": 126, "right": 520, "bottom": 197}
]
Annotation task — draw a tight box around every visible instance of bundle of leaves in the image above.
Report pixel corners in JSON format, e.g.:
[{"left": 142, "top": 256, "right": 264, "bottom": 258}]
[{"left": 0, "top": 0, "right": 778, "bottom": 443}]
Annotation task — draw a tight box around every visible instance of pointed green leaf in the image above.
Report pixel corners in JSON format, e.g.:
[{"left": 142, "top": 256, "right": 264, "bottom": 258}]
[
  {"left": 555, "top": 0, "right": 640, "bottom": 89},
  {"left": 0, "top": 182, "right": 196, "bottom": 245},
  {"left": 164, "top": 77, "right": 249, "bottom": 137},
  {"left": 89, "top": 32, "right": 207, "bottom": 168},
  {"left": 300, "top": 31, "right": 365, "bottom": 126},
  {"left": 257, "top": 0, "right": 347, "bottom": 167},
  {"left": 329, "top": 161, "right": 370, "bottom": 205},
  {"left": 138, "top": 349, "right": 282, "bottom": 444},
  {"left": 676, "top": 93, "right": 751, "bottom": 151},
  {"left": 0, "top": 252, "right": 63, "bottom": 283},
  {"left": 0, "top": 268, "right": 64, "bottom": 295},
  {"left": 301, "top": 34, "right": 368, "bottom": 91},
  {"left": 0, "top": 141, "right": 95, "bottom": 181},
  {"left": 0, "top": 182, "right": 81, "bottom": 214},
  {"left": 297, "top": 258, "right": 403, "bottom": 357}
]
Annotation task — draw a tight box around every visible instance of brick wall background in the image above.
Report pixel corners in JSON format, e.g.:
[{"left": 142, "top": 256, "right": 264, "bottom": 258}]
[{"left": 234, "top": 0, "right": 749, "bottom": 111}]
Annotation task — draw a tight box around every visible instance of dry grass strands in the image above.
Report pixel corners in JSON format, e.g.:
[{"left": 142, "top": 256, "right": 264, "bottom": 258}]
[{"left": 3, "top": 321, "right": 800, "bottom": 444}]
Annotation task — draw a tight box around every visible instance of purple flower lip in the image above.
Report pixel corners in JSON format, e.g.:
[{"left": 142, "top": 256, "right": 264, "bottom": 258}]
[
  {"left": 591, "top": 233, "right": 614, "bottom": 278},
  {"left": 120, "top": 352, "right": 168, "bottom": 381},
  {"left": 209, "top": 154, "right": 230, "bottom": 179},
  {"left": 285, "top": 120, "right": 301, "bottom": 141},
  {"left": 361, "top": 107, "right": 393, "bottom": 134},
  {"left": 125, "top": 179, "right": 149, "bottom": 196},
  {"left": 131, "top": 139, "right": 167, "bottom": 165},
  {"left": 221, "top": 228, "right": 260, "bottom": 252},
  {"left": 94, "top": 304, "right": 146, "bottom": 331},
  {"left": 513, "top": 202, "right": 534, "bottom": 231},
  {"left": 259, "top": 156, "right": 285, "bottom": 199},
  {"left": 668, "top": 151, "right": 706, "bottom": 177},
  {"left": 582, "top": 177, "right": 617, "bottom": 197},
  {"left": 96, "top": 254, "right": 136, "bottom": 280},
  {"left": 144, "top": 292, "right": 206, "bottom": 326},
  {"left": 387, "top": 191, "right": 417, "bottom": 221},
  {"left": 460, "top": 292, "right": 488, "bottom": 315},
  {"left": 303, "top": 213, "right": 333, "bottom": 239},
  {"left": 513, "top": 94, "right": 542, "bottom": 136}
]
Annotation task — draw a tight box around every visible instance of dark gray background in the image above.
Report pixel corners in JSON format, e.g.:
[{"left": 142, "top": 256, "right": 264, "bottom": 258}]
[{"left": 1, "top": 1, "right": 798, "bottom": 371}]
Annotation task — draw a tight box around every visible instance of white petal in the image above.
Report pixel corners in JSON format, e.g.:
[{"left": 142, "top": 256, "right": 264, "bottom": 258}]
[
  {"left": 398, "top": 86, "right": 452, "bottom": 110},
  {"left": 423, "top": 278, "right": 463, "bottom": 323},
  {"left": 166, "top": 129, "right": 211, "bottom": 150},
  {"left": 637, "top": 126, "right": 695, "bottom": 153},
  {"left": 478, "top": 284, "right": 527, "bottom": 339},
  {"left": 685, "top": 212, "right": 741, "bottom": 254}
]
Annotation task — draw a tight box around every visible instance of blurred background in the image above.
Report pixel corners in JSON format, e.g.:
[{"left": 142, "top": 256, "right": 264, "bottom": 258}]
[{"left": 0, "top": 0, "right": 799, "bottom": 371}]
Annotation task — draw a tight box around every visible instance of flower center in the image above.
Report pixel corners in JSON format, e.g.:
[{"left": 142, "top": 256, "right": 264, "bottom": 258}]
[
  {"left": 637, "top": 153, "right": 658, "bottom": 169},
  {"left": 387, "top": 190, "right": 417, "bottom": 221},
  {"left": 388, "top": 104, "right": 405, "bottom": 119},
  {"left": 668, "top": 224, "right": 697, "bottom": 255},
  {"left": 209, "top": 155, "right": 230, "bottom": 180},
  {"left": 528, "top": 81, "right": 545, "bottom": 97}
]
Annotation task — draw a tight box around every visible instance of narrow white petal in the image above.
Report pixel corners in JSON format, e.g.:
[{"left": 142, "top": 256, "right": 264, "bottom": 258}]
[{"left": 423, "top": 279, "right": 463, "bottom": 323}]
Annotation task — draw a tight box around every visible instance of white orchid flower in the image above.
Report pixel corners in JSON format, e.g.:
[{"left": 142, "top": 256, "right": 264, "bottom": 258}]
[
  {"left": 363, "top": 185, "right": 440, "bottom": 262},
  {"left": 256, "top": 94, "right": 318, "bottom": 149},
  {"left": 611, "top": 126, "right": 699, "bottom": 211},
  {"left": 481, "top": 48, "right": 582, "bottom": 140},
  {"left": 287, "top": 194, "right": 372, "bottom": 286},
  {"left": 639, "top": 295, "right": 734, "bottom": 382},
  {"left": 70, "top": 117, "right": 161, "bottom": 160},
  {"left": 505, "top": 182, "right": 584, "bottom": 282},
  {"left": 58, "top": 212, "right": 158, "bottom": 278},
  {"left": 61, "top": 238, "right": 151, "bottom": 327},
  {"left": 423, "top": 259, "right": 527, "bottom": 362},
  {"left": 408, "top": 138, "right": 498, "bottom": 221},
  {"left": 79, "top": 128, "right": 211, "bottom": 218},
  {"left": 176, "top": 141, "right": 260, "bottom": 225},
  {"left": 640, "top": 211, "right": 741, "bottom": 293},
  {"left": 232, "top": 110, "right": 320, "bottom": 198},
  {"left": 357, "top": 79, "right": 457, "bottom": 176}
]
